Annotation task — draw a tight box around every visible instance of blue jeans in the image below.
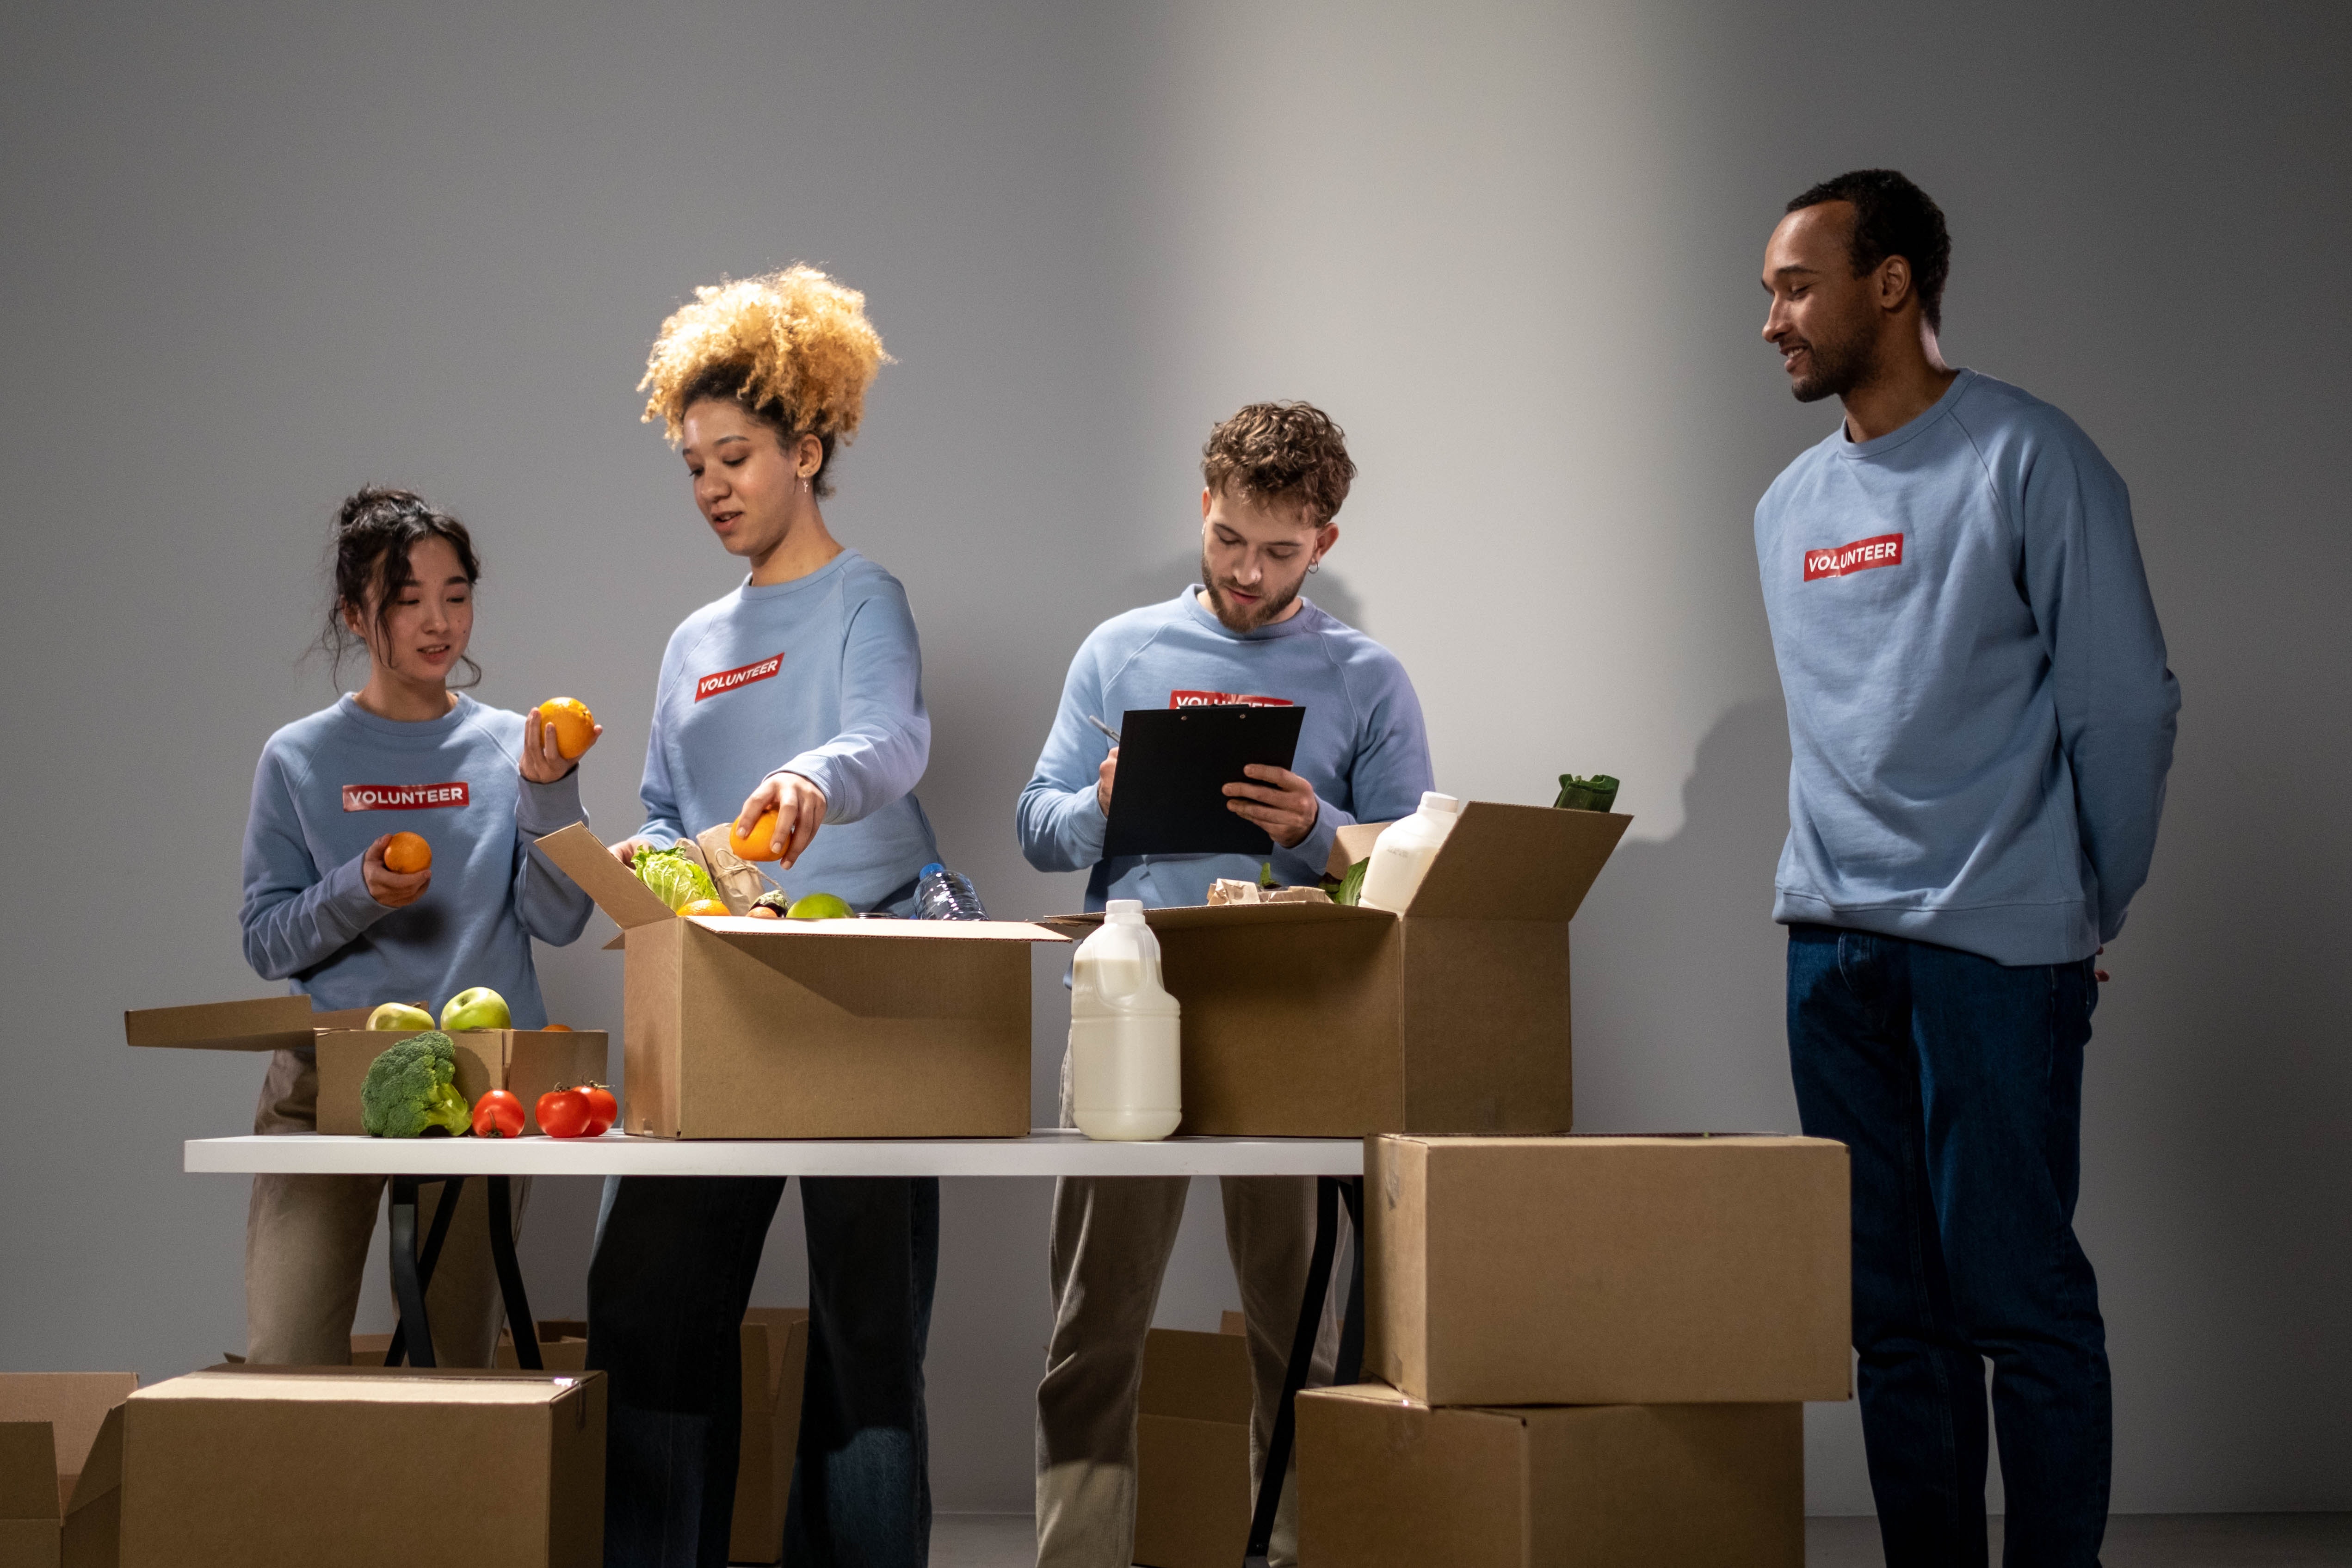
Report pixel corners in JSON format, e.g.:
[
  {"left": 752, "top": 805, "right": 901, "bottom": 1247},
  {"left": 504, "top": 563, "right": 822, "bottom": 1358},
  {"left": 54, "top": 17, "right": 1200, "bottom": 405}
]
[
  {"left": 587, "top": 1175, "right": 939, "bottom": 1568},
  {"left": 1787, "top": 925, "right": 2110, "bottom": 1568}
]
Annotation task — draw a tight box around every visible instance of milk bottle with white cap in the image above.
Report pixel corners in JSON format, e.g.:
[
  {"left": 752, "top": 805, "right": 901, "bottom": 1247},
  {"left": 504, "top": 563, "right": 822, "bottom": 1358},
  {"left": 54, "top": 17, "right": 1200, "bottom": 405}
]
[
  {"left": 1068, "top": 899, "right": 1183, "bottom": 1141},
  {"left": 1357, "top": 791, "right": 1462, "bottom": 914}
]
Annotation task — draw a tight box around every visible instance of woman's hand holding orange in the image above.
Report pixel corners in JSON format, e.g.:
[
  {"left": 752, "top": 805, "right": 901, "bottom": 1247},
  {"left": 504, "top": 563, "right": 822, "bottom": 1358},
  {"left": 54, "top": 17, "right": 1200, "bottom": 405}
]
[
  {"left": 522, "top": 704, "right": 601, "bottom": 784},
  {"left": 735, "top": 771, "right": 827, "bottom": 869},
  {"left": 362, "top": 833, "right": 432, "bottom": 908}
]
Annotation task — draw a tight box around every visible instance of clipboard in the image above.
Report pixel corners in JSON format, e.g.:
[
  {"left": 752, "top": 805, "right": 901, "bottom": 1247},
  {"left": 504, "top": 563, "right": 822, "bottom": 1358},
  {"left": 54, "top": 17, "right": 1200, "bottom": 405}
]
[{"left": 1102, "top": 704, "right": 1307, "bottom": 858}]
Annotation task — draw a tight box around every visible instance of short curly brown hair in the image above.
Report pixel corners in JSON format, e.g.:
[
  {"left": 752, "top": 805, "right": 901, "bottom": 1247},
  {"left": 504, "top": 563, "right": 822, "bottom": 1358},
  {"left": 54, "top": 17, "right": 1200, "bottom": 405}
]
[
  {"left": 638, "top": 265, "right": 890, "bottom": 497},
  {"left": 1201, "top": 401, "right": 1356, "bottom": 526}
]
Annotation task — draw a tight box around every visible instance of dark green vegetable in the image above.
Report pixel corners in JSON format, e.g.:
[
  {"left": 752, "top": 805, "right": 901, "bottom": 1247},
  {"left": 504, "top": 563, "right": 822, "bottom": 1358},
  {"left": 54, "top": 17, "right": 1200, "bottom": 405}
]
[
  {"left": 360, "top": 1031, "right": 471, "bottom": 1138},
  {"left": 1554, "top": 773, "right": 1621, "bottom": 813},
  {"left": 1332, "top": 857, "right": 1371, "bottom": 907},
  {"left": 1258, "top": 861, "right": 1278, "bottom": 889}
]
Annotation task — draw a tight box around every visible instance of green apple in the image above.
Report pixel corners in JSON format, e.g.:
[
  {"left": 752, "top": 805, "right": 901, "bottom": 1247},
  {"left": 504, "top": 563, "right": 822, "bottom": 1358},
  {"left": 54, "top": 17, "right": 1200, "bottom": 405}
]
[
  {"left": 439, "top": 987, "right": 511, "bottom": 1032},
  {"left": 786, "top": 892, "right": 854, "bottom": 920},
  {"left": 367, "top": 1002, "right": 435, "bottom": 1032}
]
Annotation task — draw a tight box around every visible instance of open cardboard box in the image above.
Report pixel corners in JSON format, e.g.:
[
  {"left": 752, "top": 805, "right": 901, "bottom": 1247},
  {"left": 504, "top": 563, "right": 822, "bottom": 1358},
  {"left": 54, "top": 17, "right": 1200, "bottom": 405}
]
[
  {"left": 0, "top": 1373, "right": 136, "bottom": 1568},
  {"left": 1367, "top": 1134, "right": 1851, "bottom": 1406},
  {"left": 1046, "top": 801, "right": 1630, "bottom": 1136},
  {"left": 534, "top": 824, "right": 1069, "bottom": 1139},
  {"left": 122, "top": 997, "right": 606, "bottom": 1136},
  {"left": 118, "top": 1366, "right": 602, "bottom": 1568},
  {"left": 1296, "top": 1383, "right": 1802, "bottom": 1568}
]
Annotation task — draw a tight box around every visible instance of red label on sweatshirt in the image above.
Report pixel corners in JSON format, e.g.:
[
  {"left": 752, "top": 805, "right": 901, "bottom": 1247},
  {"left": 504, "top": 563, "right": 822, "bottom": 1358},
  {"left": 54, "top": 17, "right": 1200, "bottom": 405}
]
[
  {"left": 695, "top": 651, "right": 785, "bottom": 702},
  {"left": 1803, "top": 533, "right": 1905, "bottom": 581},
  {"left": 1170, "top": 690, "right": 1294, "bottom": 709},
  {"left": 342, "top": 782, "right": 471, "bottom": 812}
]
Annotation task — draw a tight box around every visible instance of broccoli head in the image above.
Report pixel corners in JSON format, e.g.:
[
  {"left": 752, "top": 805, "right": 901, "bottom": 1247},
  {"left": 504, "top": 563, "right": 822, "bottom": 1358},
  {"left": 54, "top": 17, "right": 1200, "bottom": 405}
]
[{"left": 360, "top": 1031, "right": 472, "bottom": 1138}]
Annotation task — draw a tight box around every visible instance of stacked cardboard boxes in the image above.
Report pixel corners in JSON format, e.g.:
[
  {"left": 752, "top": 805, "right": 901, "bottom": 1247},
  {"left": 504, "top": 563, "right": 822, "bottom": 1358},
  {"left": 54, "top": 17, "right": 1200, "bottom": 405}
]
[
  {"left": 0, "top": 1373, "right": 135, "bottom": 1568},
  {"left": 1297, "top": 1134, "right": 1851, "bottom": 1567}
]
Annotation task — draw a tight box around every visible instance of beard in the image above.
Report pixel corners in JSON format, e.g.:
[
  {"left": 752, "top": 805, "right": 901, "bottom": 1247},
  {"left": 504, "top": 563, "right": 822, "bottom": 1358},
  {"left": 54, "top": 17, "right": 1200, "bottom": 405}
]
[
  {"left": 1784, "top": 320, "right": 1878, "bottom": 404},
  {"left": 1200, "top": 550, "right": 1305, "bottom": 633}
]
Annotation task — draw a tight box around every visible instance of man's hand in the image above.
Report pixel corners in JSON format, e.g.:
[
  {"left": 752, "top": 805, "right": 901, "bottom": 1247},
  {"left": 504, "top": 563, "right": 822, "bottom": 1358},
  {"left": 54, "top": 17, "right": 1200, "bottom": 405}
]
[
  {"left": 1223, "top": 764, "right": 1320, "bottom": 849},
  {"left": 737, "top": 771, "right": 828, "bottom": 869},
  {"left": 608, "top": 836, "right": 652, "bottom": 868},
  {"left": 521, "top": 706, "right": 600, "bottom": 784},
  {"left": 362, "top": 834, "right": 432, "bottom": 908},
  {"left": 1096, "top": 747, "right": 1118, "bottom": 815}
]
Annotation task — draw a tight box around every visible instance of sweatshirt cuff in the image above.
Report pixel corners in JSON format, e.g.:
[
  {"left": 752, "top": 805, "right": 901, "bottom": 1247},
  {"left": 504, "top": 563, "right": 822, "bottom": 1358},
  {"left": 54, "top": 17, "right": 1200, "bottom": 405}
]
[
  {"left": 322, "top": 854, "right": 394, "bottom": 936},
  {"left": 516, "top": 770, "right": 586, "bottom": 837},
  {"left": 1282, "top": 796, "right": 1343, "bottom": 883},
  {"left": 770, "top": 759, "right": 839, "bottom": 821},
  {"left": 1069, "top": 788, "right": 1110, "bottom": 860}
]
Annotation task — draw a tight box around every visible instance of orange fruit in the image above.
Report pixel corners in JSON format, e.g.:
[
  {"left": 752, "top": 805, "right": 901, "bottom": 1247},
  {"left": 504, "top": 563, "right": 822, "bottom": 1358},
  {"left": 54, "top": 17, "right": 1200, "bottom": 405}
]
[
  {"left": 383, "top": 832, "right": 432, "bottom": 874},
  {"left": 727, "top": 810, "right": 783, "bottom": 862},
  {"left": 542, "top": 1023, "right": 573, "bottom": 1031},
  {"left": 678, "top": 899, "right": 731, "bottom": 919},
  {"left": 538, "top": 698, "right": 596, "bottom": 760}
]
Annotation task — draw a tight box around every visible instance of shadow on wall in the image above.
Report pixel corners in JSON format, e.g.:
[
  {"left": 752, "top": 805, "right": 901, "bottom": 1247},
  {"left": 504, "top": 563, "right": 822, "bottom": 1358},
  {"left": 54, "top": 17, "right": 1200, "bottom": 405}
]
[{"left": 1570, "top": 698, "right": 1803, "bottom": 1134}]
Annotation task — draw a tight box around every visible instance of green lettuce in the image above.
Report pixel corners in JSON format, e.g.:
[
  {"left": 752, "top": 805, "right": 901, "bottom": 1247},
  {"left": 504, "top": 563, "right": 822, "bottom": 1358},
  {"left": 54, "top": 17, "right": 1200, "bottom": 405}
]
[{"left": 632, "top": 841, "right": 722, "bottom": 912}]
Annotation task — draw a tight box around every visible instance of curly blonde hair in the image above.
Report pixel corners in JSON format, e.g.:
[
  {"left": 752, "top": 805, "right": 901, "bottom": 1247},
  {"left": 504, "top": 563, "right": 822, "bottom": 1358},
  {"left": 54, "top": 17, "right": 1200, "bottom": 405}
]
[{"left": 638, "top": 265, "right": 890, "bottom": 495}]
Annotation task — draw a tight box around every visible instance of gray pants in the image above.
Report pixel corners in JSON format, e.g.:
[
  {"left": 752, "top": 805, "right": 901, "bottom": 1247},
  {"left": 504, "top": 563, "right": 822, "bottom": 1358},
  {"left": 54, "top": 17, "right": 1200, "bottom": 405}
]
[
  {"left": 1037, "top": 1042, "right": 1347, "bottom": 1568},
  {"left": 243, "top": 1047, "right": 525, "bottom": 1366}
]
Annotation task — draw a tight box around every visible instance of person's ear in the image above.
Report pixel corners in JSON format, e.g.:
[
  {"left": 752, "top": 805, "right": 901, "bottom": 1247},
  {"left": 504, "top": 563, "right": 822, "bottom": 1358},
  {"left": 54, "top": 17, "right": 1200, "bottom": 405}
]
[
  {"left": 343, "top": 600, "right": 368, "bottom": 640},
  {"left": 1200, "top": 486, "right": 1213, "bottom": 522},
  {"left": 1877, "top": 254, "right": 1913, "bottom": 315},
  {"left": 796, "top": 432, "right": 823, "bottom": 481}
]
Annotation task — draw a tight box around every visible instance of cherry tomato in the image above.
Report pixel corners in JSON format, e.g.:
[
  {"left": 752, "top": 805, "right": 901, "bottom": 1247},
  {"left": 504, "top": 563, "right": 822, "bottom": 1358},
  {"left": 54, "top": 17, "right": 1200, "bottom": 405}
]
[
  {"left": 537, "top": 1087, "right": 593, "bottom": 1139},
  {"left": 580, "top": 1083, "right": 618, "bottom": 1136},
  {"left": 471, "top": 1089, "right": 525, "bottom": 1139}
]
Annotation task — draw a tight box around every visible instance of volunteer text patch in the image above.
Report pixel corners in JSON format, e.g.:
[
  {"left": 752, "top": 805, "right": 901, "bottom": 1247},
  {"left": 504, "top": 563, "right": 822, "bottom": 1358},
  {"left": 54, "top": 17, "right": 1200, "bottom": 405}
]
[
  {"left": 695, "top": 652, "right": 785, "bottom": 702},
  {"left": 1803, "top": 533, "right": 1905, "bottom": 581},
  {"left": 1170, "top": 690, "right": 1294, "bottom": 708},
  {"left": 343, "top": 782, "right": 471, "bottom": 812}
]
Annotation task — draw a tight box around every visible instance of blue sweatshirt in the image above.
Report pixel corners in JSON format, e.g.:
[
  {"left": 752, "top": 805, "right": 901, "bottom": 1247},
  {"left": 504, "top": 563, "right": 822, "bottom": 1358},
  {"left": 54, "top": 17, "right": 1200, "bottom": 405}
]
[
  {"left": 1755, "top": 369, "right": 2180, "bottom": 966},
  {"left": 1019, "top": 587, "right": 1434, "bottom": 909},
  {"left": 240, "top": 694, "right": 596, "bottom": 1027},
  {"left": 637, "top": 549, "right": 939, "bottom": 914}
]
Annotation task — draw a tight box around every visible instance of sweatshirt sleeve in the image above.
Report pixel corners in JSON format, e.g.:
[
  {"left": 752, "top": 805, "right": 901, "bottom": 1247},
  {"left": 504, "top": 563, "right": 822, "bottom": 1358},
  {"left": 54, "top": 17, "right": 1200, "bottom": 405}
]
[
  {"left": 513, "top": 768, "right": 596, "bottom": 945},
  {"left": 239, "top": 746, "right": 390, "bottom": 982},
  {"left": 636, "top": 640, "right": 689, "bottom": 848},
  {"left": 1274, "top": 653, "right": 1437, "bottom": 883},
  {"left": 772, "top": 584, "right": 931, "bottom": 826},
  {"left": 2020, "top": 423, "right": 2182, "bottom": 941},
  {"left": 1018, "top": 639, "right": 1113, "bottom": 873}
]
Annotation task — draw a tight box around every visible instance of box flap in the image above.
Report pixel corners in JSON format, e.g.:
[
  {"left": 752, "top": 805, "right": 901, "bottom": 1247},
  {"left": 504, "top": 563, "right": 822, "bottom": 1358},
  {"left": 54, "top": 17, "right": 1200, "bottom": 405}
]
[
  {"left": 0, "top": 1422, "right": 58, "bottom": 1521},
  {"left": 1043, "top": 902, "right": 1392, "bottom": 936},
  {"left": 123, "top": 995, "right": 317, "bottom": 1052},
  {"left": 1403, "top": 801, "right": 1631, "bottom": 922},
  {"left": 63, "top": 1404, "right": 122, "bottom": 1513},
  {"left": 133, "top": 1367, "right": 592, "bottom": 1407},
  {"left": 1297, "top": 1381, "right": 1417, "bottom": 1410},
  {"left": 535, "top": 823, "right": 679, "bottom": 930},
  {"left": 1329, "top": 821, "right": 1392, "bottom": 875}
]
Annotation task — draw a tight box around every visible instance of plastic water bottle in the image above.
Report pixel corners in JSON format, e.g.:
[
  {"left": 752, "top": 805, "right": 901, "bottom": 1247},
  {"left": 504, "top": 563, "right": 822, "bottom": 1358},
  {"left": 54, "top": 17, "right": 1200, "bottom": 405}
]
[
  {"left": 914, "top": 862, "right": 988, "bottom": 921},
  {"left": 1357, "top": 791, "right": 1463, "bottom": 914},
  {"left": 1068, "top": 900, "right": 1182, "bottom": 1141}
]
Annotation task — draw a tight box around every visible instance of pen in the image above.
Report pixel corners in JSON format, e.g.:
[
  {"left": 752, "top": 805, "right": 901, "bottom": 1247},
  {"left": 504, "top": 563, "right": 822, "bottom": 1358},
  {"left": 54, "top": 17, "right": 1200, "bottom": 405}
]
[{"left": 1085, "top": 713, "right": 1122, "bottom": 747}]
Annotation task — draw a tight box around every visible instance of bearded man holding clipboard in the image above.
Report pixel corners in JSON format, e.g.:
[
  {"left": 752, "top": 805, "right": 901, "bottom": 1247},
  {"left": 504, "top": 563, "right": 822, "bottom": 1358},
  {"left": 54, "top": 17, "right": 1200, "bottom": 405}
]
[{"left": 1016, "top": 402, "right": 1433, "bottom": 1568}]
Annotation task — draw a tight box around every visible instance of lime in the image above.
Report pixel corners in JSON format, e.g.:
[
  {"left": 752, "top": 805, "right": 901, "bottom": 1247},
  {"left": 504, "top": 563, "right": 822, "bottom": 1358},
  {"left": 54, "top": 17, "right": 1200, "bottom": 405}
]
[{"left": 786, "top": 892, "right": 854, "bottom": 920}]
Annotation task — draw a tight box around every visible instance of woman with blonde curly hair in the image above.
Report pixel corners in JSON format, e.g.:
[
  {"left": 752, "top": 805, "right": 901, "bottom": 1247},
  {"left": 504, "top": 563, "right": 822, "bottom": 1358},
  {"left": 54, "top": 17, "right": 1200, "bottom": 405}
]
[{"left": 588, "top": 266, "right": 940, "bottom": 1568}]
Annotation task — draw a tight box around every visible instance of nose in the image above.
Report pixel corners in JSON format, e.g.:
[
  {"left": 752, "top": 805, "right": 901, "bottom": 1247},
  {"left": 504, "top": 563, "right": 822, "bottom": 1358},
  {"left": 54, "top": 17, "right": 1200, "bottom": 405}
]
[{"left": 1763, "top": 296, "right": 1790, "bottom": 344}]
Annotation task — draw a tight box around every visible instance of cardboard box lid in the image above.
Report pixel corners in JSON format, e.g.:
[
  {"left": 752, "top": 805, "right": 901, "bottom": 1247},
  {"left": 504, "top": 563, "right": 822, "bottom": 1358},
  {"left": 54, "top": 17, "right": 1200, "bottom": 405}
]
[
  {"left": 0, "top": 1374, "right": 137, "bottom": 1521},
  {"left": 1043, "top": 900, "right": 1392, "bottom": 937},
  {"left": 1398, "top": 801, "right": 1629, "bottom": 923},
  {"left": 535, "top": 823, "right": 1068, "bottom": 947},
  {"left": 123, "top": 997, "right": 374, "bottom": 1052},
  {"left": 132, "top": 1367, "right": 593, "bottom": 1408}
]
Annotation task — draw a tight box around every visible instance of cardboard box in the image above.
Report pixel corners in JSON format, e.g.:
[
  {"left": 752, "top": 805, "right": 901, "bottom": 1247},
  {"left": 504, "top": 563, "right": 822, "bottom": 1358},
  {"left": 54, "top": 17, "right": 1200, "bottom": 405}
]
[
  {"left": 727, "top": 1308, "right": 811, "bottom": 1566},
  {"left": 123, "top": 997, "right": 608, "bottom": 1136},
  {"left": 1296, "top": 1383, "right": 1801, "bottom": 1568},
  {"left": 1367, "top": 1135, "right": 1850, "bottom": 1406},
  {"left": 0, "top": 1374, "right": 136, "bottom": 1568},
  {"left": 1134, "top": 1322, "right": 1252, "bottom": 1568},
  {"left": 118, "top": 1366, "right": 602, "bottom": 1568},
  {"left": 534, "top": 824, "right": 1069, "bottom": 1138},
  {"left": 1047, "top": 802, "right": 1629, "bottom": 1136}
]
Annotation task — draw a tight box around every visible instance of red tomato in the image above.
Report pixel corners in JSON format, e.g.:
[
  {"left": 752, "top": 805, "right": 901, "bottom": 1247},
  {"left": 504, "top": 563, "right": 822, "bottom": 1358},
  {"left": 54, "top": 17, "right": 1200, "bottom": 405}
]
[
  {"left": 471, "top": 1089, "right": 525, "bottom": 1139},
  {"left": 581, "top": 1083, "right": 618, "bottom": 1136},
  {"left": 537, "top": 1087, "right": 593, "bottom": 1139}
]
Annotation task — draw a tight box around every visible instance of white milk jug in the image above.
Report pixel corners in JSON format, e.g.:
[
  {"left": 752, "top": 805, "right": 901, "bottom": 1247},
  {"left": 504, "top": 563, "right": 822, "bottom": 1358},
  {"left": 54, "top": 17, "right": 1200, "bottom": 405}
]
[
  {"left": 1068, "top": 899, "right": 1183, "bottom": 1141},
  {"left": 1357, "top": 791, "right": 1463, "bottom": 914}
]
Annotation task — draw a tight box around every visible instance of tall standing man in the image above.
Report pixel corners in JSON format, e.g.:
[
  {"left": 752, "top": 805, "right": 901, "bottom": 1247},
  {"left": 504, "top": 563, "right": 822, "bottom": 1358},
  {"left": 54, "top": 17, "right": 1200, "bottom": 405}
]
[
  {"left": 1754, "top": 169, "right": 2179, "bottom": 1566},
  {"left": 1019, "top": 402, "right": 1433, "bottom": 1568}
]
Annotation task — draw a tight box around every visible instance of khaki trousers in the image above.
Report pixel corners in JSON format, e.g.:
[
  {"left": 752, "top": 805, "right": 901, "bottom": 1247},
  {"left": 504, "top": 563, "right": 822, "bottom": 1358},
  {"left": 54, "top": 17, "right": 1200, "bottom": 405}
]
[
  {"left": 243, "top": 1047, "right": 525, "bottom": 1367},
  {"left": 1037, "top": 1045, "right": 1348, "bottom": 1568}
]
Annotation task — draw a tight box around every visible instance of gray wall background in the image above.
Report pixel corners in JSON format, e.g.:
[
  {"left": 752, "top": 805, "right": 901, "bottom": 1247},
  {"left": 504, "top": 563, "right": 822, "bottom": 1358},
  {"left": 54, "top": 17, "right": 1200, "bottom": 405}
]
[{"left": 3, "top": 0, "right": 2345, "bottom": 1519}]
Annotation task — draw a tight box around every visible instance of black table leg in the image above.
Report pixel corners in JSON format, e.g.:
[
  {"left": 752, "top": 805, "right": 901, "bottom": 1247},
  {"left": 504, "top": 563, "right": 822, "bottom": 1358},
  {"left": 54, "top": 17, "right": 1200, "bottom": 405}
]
[
  {"left": 1244, "top": 1173, "right": 1364, "bottom": 1568},
  {"left": 487, "top": 1175, "right": 542, "bottom": 1370},
  {"left": 385, "top": 1175, "right": 464, "bottom": 1368}
]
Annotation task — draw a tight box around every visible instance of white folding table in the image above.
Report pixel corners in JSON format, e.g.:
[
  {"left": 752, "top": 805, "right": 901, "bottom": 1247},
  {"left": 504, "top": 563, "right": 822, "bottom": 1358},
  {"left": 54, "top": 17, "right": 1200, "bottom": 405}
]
[{"left": 187, "top": 1130, "right": 1367, "bottom": 1568}]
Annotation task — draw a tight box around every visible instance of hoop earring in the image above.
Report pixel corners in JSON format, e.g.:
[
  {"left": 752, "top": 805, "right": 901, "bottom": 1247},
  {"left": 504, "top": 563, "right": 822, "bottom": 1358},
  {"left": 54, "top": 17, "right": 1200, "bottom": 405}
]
[{"left": 1307, "top": 558, "right": 1321, "bottom": 574}]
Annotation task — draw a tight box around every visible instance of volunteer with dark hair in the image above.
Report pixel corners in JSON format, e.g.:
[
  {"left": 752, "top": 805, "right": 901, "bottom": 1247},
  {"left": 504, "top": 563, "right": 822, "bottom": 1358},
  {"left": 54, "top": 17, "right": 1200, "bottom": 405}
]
[
  {"left": 240, "top": 486, "right": 600, "bottom": 1366},
  {"left": 588, "top": 266, "right": 940, "bottom": 1568},
  {"left": 1757, "top": 169, "right": 2179, "bottom": 1565},
  {"left": 1018, "top": 402, "right": 1432, "bottom": 1568}
]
